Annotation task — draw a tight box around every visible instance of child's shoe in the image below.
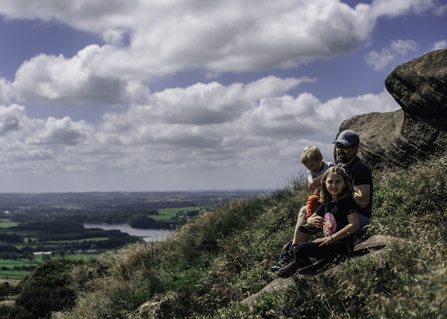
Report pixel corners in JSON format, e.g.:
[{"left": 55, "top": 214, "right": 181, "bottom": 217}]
[
  {"left": 277, "top": 261, "right": 297, "bottom": 278},
  {"left": 270, "top": 253, "right": 293, "bottom": 272}
]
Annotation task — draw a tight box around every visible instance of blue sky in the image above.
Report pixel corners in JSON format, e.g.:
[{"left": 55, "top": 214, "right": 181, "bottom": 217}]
[{"left": 0, "top": 0, "right": 445, "bottom": 193}]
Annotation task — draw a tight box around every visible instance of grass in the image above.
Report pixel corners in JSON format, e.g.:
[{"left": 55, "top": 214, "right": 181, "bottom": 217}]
[
  {"left": 3, "top": 155, "right": 447, "bottom": 318},
  {"left": 0, "top": 221, "right": 19, "bottom": 228},
  {"left": 0, "top": 254, "right": 98, "bottom": 280},
  {"left": 153, "top": 206, "right": 206, "bottom": 221},
  {"left": 41, "top": 237, "right": 109, "bottom": 244}
]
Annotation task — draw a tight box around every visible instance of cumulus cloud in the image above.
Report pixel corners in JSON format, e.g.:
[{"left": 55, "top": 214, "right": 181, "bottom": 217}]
[
  {"left": 364, "top": 39, "right": 418, "bottom": 71},
  {"left": 368, "top": 0, "right": 437, "bottom": 18},
  {"left": 0, "top": 0, "right": 438, "bottom": 191},
  {"left": 4, "top": 0, "right": 438, "bottom": 107},
  {"left": 94, "top": 79, "right": 400, "bottom": 173},
  {"left": 432, "top": 40, "right": 447, "bottom": 50},
  {"left": 0, "top": 81, "right": 400, "bottom": 188},
  {"left": 0, "top": 104, "right": 97, "bottom": 175},
  {"left": 28, "top": 117, "right": 93, "bottom": 146},
  {"left": 13, "top": 48, "right": 151, "bottom": 106},
  {"left": 0, "top": 77, "right": 13, "bottom": 104}
]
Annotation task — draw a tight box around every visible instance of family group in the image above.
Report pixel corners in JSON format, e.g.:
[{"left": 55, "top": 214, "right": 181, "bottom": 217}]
[{"left": 271, "top": 129, "right": 373, "bottom": 277}]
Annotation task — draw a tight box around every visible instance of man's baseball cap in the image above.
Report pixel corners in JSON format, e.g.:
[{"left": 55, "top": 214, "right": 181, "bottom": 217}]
[{"left": 333, "top": 130, "right": 359, "bottom": 147}]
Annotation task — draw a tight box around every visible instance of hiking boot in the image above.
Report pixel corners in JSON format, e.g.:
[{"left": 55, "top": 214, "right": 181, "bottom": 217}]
[
  {"left": 277, "top": 261, "right": 297, "bottom": 278},
  {"left": 296, "top": 258, "right": 328, "bottom": 274},
  {"left": 299, "top": 224, "right": 319, "bottom": 235},
  {"left": 270, "top": 253, "right": 293, "bottom": 272}
]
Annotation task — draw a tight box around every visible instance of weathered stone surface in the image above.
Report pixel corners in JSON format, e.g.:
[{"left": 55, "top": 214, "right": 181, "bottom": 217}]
[
  {"left": 241, "top": 235, "right": 405, "bottom": 304},
  {"left": 336, "top": 49, "right": 447, "bottom": 169}
]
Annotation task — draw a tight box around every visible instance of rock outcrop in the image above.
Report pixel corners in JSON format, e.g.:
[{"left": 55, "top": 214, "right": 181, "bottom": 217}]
[{"left": 336, "top": 49, "right": 447, "bottom": 169}]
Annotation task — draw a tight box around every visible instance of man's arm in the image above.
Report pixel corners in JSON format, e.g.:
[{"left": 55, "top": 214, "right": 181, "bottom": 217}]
[{"left": 353, "top": 184, "right": 370, "bottom": 208}]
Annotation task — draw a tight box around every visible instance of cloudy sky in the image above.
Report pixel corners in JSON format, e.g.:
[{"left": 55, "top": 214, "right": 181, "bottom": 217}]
[{"left": 0, "top": 0, "right": 446, "bottom": 193}]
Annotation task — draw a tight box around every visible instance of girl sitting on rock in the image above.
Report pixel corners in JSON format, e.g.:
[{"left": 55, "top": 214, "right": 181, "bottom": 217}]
[{"left": 278, "top": 166, "right": 359, "bottom": 277}]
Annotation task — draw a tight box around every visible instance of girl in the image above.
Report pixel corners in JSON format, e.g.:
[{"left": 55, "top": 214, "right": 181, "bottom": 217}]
[{"left": 278, "top": 166, "right": 359, "bottom": 277}]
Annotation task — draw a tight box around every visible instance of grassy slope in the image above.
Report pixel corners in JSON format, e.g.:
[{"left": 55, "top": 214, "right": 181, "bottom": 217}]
[{"left": 4, "top": 156, "right": 447, "bottom": 319}]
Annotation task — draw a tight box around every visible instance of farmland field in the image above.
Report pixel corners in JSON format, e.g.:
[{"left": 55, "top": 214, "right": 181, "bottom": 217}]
[
  {"left": 0, "top": 221, "right": 19, "bottom": 228},
  {"left": 153, "top": 206, "right": 205, "bottom": 221},
  {"left": 0, "top": 254, "right": 97, "bottom": 279}
]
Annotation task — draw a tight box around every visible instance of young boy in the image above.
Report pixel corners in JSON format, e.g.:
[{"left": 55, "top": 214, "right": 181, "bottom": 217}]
[{"left": 300, "top": 146, "right": 334, "bottom": 233}]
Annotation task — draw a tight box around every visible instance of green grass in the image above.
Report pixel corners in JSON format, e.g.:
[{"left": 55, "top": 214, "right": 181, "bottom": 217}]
[
  {"left": 42, "top": 237, "right": 109, "bottom": 244},
  {"left": 153, "top": 206, "right": 205, "bottom": 221},
  {"left": 0, "top": 270, "right": 30, "bottom": 279},
  {"left": 61, "top": 254, "right": 97, "bottom": 261},
  {"left": 0, "top": 258, "right": 38, "bottom": 266},
  {"left": 0, "top": 221, "right": 19, "bottom": 228},
  {"left": 0, "top": 254, "right": 97, "bottom": 280}
]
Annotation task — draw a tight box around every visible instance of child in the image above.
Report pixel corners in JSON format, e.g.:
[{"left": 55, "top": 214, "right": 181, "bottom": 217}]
[
  {"left": 300, "top": 146, "right": 334, "bottom": 234},
  {"left": 278, "top": 166, "right": 359, "bottom": 277},
  {"left": 270, "top": 146, "right": 334, "bottom": 273}
]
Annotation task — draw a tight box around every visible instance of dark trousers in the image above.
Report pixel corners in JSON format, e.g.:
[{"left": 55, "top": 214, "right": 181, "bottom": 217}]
[{"left": 290, "top": 240, "right": 350, "bottom": 266}]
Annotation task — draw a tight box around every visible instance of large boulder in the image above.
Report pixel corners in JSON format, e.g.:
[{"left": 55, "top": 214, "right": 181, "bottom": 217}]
[{"left": 337, "top": 49, "right": 447, "bottom": 169}]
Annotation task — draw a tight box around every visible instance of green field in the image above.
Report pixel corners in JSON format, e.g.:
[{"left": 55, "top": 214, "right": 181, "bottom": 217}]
[
  {"left": 0, "top": 221, "right": 19, "bottom": 228},
  {"left": 154, "top": 206, "right": 205, "bottom": 221},
  {"left": 0, "top": 254, "right": 97, "bottom": 279},
  {"left": 42, "top": 237, "right": 109, "bottom": 244}
]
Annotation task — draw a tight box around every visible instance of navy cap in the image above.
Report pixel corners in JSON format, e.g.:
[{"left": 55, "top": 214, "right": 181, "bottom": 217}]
[{"left": 333, "top": 130, "right": 359, "bottom": 146}]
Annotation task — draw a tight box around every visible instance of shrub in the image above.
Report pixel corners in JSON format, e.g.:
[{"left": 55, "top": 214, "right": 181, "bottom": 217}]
[
  {"left": 16, "top": 286, "right": 76, "bottom": 318},
  {"left": 14, "top": 258, "right": 86, "bottom": 318},
  {"left": 0, "top": 305, "right": 34, "bottom": 319}
]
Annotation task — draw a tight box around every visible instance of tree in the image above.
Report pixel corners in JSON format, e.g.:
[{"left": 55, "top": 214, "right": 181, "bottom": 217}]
[{"left": 26, "top": 253, "right": 35, "bottom": 263}]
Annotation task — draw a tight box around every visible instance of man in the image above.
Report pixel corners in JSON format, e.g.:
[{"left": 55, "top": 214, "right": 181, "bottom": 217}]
[{"left": 292, "top": 130, "right": 372, "bottom": 244}]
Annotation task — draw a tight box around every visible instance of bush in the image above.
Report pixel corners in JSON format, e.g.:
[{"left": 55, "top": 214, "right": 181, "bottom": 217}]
[
  {"left": 16, "top": 286, "right": 76, "bottom": 318},
  {"left": 0, "top": 305, "right": 34, "bottom": 319},
  {"left": 13, "top": 258, "right": 85, "bottom": 318}
]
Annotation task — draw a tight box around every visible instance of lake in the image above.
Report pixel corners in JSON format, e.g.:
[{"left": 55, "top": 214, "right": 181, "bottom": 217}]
[{"left": 83, "top": 224, "right": 173, "bottom": 242}]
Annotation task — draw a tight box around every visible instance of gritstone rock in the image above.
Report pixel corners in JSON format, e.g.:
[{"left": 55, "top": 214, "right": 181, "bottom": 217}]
[{"left": 335, "top": 48, "right": 447, "bottom": 169}]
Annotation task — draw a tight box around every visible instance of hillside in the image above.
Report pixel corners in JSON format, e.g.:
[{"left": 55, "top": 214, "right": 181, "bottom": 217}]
[{"left": 1, "top": 154, "right": 447, "bottom": 318}]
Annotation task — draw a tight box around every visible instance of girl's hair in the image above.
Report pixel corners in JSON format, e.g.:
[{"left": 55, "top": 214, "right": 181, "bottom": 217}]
[{"left": 319, "top": 166, "right": 354, "bottom": 204}]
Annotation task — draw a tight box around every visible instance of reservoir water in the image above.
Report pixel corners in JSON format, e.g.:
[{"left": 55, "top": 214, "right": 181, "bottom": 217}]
[{"left": 83, "top": 224, "right": 172, "bottom": 242}]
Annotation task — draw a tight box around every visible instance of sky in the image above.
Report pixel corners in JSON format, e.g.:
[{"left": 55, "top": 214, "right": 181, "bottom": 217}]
[{"left": 0, "top": 0, "right": 446, "bottom": 193}]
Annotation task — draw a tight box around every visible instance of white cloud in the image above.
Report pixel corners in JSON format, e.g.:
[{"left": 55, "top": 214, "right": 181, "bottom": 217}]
[
  {"left": 432, "top": 40, "right": 447, "bottom": 51},
  {"left": 0, "top": 104, "right": 96, "bottom": 175},
  {"left": 0, "top": 84, "right": 400, "bottom": 189},
  {"left": 93, "top": 82, "right": 399, "bottom": 173},
  {"left": 28, "top": 117, "right": 94, "bottom": 146},
  {"left": 0, "top": 77, "right": 13, "bottom": 105},
  {"left": 368, "top": 0, "right": 437, "bottom": 18},
  {"left": 0, "top": 0, "right": 437, "bottom": 191},
  {"left": 4, "top": 0, "right": 437, "bottom": 107},
  {"left": 12, "top": 48, "right": 151, "bottom": 107},
  {"left": 364, "top": 39, "right": 418, "bottom": 71}
]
